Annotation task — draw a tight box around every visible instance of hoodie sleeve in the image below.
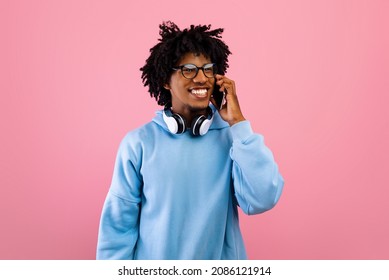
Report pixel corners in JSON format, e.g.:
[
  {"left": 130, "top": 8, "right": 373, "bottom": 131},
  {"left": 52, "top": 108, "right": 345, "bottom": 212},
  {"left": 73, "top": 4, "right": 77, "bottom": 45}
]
[
  {"left": 96, "top": 135, "right": 142, "bottom": 259},
  {"left": 230, "top": 121, "right": 284, "bottom": 215}
]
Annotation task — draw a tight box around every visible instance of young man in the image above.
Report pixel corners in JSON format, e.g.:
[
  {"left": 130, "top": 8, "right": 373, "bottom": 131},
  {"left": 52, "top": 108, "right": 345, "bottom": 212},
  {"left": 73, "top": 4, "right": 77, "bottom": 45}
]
[{"left": 97, "top": 22, "right": 284, "bottom": 260}]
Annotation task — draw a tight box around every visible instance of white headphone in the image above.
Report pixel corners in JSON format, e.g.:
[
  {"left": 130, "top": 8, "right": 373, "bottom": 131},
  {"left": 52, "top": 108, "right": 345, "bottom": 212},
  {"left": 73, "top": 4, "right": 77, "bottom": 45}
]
[{"left": 163, "top": 106, "right": 214, "bottom": 136}]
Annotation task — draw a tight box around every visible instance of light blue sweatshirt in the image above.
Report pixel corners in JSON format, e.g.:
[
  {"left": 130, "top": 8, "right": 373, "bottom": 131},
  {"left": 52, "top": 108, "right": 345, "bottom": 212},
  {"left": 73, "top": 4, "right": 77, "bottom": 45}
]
[{"left": 97, "top": 108, "right": 284, "bottom": 259}]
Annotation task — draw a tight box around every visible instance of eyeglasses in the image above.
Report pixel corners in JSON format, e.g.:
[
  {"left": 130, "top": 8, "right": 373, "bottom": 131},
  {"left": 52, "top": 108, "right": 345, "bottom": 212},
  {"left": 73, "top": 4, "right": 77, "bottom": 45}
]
[{"left": 172, "top": 63, "right": 217, "bottom": 79}]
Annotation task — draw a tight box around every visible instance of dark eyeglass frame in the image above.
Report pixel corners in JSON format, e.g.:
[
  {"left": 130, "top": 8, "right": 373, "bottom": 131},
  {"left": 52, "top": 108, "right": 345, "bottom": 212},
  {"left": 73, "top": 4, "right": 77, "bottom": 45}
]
[{"left": 172, "top": 63, "right": 217, "bottom": 79}]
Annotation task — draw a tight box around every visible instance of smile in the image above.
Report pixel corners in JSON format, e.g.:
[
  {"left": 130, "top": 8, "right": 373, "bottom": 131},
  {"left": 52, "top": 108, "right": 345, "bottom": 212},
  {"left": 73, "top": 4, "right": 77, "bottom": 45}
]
[{"left": 190, "top": 88, "right": 208, "bottom": 97}]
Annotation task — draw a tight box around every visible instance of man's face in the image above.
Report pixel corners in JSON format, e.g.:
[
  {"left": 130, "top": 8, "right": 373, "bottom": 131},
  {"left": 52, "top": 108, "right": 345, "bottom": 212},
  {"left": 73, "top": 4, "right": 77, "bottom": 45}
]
[{"left": 166, "top": 53, "right": 215, "bottom": 114}]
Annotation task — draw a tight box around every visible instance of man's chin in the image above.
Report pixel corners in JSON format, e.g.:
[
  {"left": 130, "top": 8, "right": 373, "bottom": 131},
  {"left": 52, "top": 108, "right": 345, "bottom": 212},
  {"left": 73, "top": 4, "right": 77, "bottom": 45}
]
[{"left": 188, "top": 103, "right": 210, "bottom": 113}]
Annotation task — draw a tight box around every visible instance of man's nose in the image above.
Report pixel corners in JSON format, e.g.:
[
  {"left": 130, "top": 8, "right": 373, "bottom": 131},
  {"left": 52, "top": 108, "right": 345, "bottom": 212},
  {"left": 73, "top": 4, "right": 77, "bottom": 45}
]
[{"left": 193, "top": 68, "right": 207, "bottom": 83}]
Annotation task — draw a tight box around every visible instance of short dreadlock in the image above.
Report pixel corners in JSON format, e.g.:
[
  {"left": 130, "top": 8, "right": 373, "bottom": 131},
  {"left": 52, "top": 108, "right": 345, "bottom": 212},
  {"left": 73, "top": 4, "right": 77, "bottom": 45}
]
[{"left": 140, "top": 21, "right": 231, "bottom": 106}]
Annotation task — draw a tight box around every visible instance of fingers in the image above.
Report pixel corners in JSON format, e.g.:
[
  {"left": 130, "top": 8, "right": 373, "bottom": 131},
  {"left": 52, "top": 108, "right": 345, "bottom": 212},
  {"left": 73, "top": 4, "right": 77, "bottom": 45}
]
[
  {"left": 213, "top": 75, "right": 245, "bottom": 125},
  {"left": 215, "top": 74, "right": 235, "bottom": 96}
]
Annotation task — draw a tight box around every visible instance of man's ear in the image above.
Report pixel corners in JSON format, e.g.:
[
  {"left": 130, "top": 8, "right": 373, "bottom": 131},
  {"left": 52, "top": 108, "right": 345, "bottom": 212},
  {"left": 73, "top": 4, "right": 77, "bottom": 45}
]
[{"left": 163, "top": 84, "right": 171, "bottom": 90}]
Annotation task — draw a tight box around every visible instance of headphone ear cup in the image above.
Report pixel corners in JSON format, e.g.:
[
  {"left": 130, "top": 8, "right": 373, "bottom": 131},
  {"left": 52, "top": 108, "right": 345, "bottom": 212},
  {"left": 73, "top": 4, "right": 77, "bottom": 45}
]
[
  {"left": 172, "top": 114, "right": 186, "bottom": 134},
  {"left": 192, "top": 115, "right": 213, "bottom": 136},
  {"left": 191, "top": 107, "right": 214, "bottom": 136},
  {"left": 163, "top": 108, "right": 186, "bottom": 134},
  {"left": 191, "top": 115, "right": 205, "bottom": 136}
]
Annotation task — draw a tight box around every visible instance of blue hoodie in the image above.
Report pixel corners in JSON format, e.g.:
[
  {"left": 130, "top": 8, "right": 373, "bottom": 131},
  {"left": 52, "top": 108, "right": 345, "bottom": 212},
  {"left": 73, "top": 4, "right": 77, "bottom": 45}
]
[{"left": 96, "top": 108, "right": 284, "bottom": 259}]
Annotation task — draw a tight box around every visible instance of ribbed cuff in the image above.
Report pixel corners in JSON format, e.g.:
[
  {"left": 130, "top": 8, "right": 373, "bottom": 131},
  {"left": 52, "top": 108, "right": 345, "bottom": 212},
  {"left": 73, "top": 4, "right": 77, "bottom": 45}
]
[{"left": 230, "top": 120, "right": 253, "bottom": 142}]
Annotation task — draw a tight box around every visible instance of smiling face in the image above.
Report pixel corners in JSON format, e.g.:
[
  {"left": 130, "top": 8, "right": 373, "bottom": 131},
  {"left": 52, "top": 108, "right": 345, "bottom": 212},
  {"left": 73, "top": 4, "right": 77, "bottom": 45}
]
[{"left": 165, "top": 53, "right": 215, "bottom": 122}]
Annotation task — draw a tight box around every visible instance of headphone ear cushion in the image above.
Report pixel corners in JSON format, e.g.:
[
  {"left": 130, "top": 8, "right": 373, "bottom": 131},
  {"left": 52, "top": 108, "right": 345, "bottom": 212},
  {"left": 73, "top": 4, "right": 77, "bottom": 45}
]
[
  {"left": 191, "top": 107, "right": 214, "bottom": 136},
  {"left": 192, "top": 115, "right": 213, "bottom": 136},
  {"left": 172, "top": 113, "right": 186, "bottom": 134},
  {"left": 191, "top": 115, "right": 205, "bottom": 136},
  {"left": 163, "top": 108, "right": 186, "bottom": 134}
]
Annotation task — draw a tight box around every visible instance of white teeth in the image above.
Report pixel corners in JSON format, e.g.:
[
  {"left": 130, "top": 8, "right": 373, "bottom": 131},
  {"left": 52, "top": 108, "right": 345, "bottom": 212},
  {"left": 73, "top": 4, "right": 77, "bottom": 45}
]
[{"left": 191, "top": 89, "right": 207, "bottom": 96}]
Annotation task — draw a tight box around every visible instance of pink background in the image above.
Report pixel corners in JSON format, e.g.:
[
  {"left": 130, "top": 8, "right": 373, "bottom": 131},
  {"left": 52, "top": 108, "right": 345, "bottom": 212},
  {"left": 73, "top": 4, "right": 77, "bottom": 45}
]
[{"left": 1, "top": 0, "right": 388, "bottom": 259}]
